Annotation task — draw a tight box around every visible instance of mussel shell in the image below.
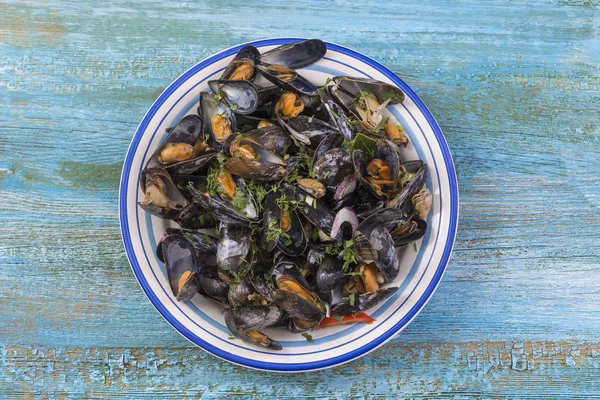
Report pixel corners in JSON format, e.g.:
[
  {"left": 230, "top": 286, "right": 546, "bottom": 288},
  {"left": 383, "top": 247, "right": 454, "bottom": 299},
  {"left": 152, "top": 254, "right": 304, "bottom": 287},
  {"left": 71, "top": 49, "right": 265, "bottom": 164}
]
[
  {"left": 358, "top": 207, "right": 412, "bottom": 238},
  {"left": 262, "top": 191, "right": 280, "bottom": 252},
  {"left": 243, "top": 126, "right": 293, "bottom": 154},
  {"left": 260, "top": 39, "right": 326, "bottom": 69},
  {"left": 200, "top": 92, "right": 236, "bottom": 151},
  {"left": 353, "top": 231, "right": 378, "bottom": 265},
  {"left": 329, "top": 286, "right": 399, "bottom": 316},
  {"left": 220, "top": 45, "right": 260, "bottom": 81},
  {"left": 188, "top": 185, "right": 256, "bottom": 224},
  {"left": 175, "top": 203, "right": 216, "bottom": 230},
  {"left": 271, "top": 289, "right": 325, "bottom": 321},
  {"left": 392, "top": 218, "right": 427, "bottom": 246},
  {"left": 375, "top": 139, "right": 401, "bottom": 193},
  {"left": 224, "top": 156, "right": 288, "bottom": 181},
  {"left": 388, "top": 164, "right": 428, "bottom": 213},
  {"left": 306, "top": 245, "right": 326, "bottom": 278},
  {"left": 166, "top": 228, "right": 218, "bottom": 254},
  {"left": 278, "top": 115, "right": 337, "bottom": 147},
  {"left": 250, "top": 272, "right": 275, "bottom": 303},
  {"left": 217, "top": 223, "right": 251, "bottom": 274},
  {"left": 319, "top": 86, "right": 355, "bottom": 141},
  {"left": 281, "top": 183, "right": 335, "bottom": 235},
  {"left": 313, "top": 148, "right": 354, "bottom": 193},
  {"left": 277, "top": 210, "right": 308, "bottom": 257},
  {"left": 316, "top": 255, "right": 345, "bottom": 297},
  {"left": 198, "top": 265, "right": 230, "bottom": 304},
  {"left": 208, "top": 80, "right": 259, "bottom": 114},
  {"left": 330, "top": 207, "right": 358, "bottom": 241},
  {"left": 257, "top": 63, "right": 319, "bottom": 96},
  {"left": 313, "top": 132, "right": 344, "bottom": 166},
  {"left": 143, "top": 115, "right": 204, "bottom": 175},
  {"left": 228, "top": 280, "right": 256, "bottom": 307},
  {"left": 166, "top": 151, "right": 217, "bottom": 178},
  {"left": 161, "top": 234, "right": 200, "bottom": 302},
  {"left": 225, "top": 306, "right": 283, "bottom": 350},
  {"left": 138, "top": 169, "right": 187, "bottom": 219},
  {"left": 332, "top": 76, "right": 405, "bottom": 105},
  {"left": 369, "top": 225, "right": 400, "bottom": 282}
]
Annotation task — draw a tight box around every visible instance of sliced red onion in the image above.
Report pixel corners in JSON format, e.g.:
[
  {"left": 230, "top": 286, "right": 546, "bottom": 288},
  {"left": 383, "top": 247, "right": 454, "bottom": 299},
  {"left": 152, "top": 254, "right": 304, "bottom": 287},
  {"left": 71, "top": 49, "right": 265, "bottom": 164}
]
[
  {"left": 334, "top": 173, "right": 358, "bottom": 201},
  {"left": 330, "top": 207, "right": 359, "bottom": 240}
]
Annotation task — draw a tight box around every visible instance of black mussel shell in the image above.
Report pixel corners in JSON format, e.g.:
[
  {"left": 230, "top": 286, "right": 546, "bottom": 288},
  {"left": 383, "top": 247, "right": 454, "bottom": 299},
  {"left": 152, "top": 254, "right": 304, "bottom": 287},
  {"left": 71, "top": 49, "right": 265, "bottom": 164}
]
[
  {"left": 332, "top": 76, "right": 405, "bottom": 105},
  {"left": 278, "top": 115, "right": 338, "bottom": 147},
  {"left": 369, "top": 225, "right": 400, "bottom": 282},
  {"left": 225, "top": 306, "right": 283, "bottom": 350},
  {"left": 217, "top": 223, "right": 251, "bottom": 275},
  {"left": 388, "top": 164, "right": 428, "bottom": 213},
  {"left": 319, "top": 86, "right": 355, "bottom": 141},
  {"left": 200, "top": 92, "right": 236, "bottom": 151},
  {"left": 138, "top": 169, "right": 187, "bottom": 219},
  {"left": 208, "top": 79, "right": 259, "bottom": 114},
  {"left": 313, "top": 148, "right": 354, "bottom": 194},
  {"left": 220, "top": 45, "right": 260, "bottom": 81},
  {"left": 313, "top": 132, "right": 344, "bottom": 166},
  {"left": 175, "top": 203, "right": 216, "bottom": 230},
  {"left": 329, "top": 286, "right": 399, "bottom": 316},
  {"left": 243, "top": 126, "right": 293, "bottom": 154},
  {"left": 198, "top": 265, "right": 229, "bottom": 304},
  {"left": 228, "top": 280, "right": 257, "bottom": 307},
  {"left": 257, "top": 63, "right": 319, "bottom": 97},
  {"left": 166, "top": 151, "right": 217, "bottom": 179},
  {"left": 260, "top": 39, "right": 326, "bottom": 69},
  {"left": 161, "top": 234, "right": 200, "bottom": 302}
]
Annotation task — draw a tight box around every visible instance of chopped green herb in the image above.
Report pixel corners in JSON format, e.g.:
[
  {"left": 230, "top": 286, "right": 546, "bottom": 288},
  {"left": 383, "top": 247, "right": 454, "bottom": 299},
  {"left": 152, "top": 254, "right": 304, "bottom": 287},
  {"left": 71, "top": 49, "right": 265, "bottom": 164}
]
[
  {"left": 198, "top": 214, "right": 206, "bottom": 225},
  {"left": 332, "top": 314, "right": 345, "bottom": 323},
  {"left": 235, "top": 133, "right": 245, "bottom": 141},
  {"left": 231, "top": 187, "right": 248, "bottom": 215},
  {"left": 241, "top": 124, "right": 254, "bottom": 132},
  {"left": 214, "top": 89, "right": 227, "bottom": 102},
  {"left": 330, "top": 108, "right": 340, "bottom": 119},
  {"left": 413, "top": 242, "right": 419, "bottom": 252},
  {"left": 341, "top": 239, "right": 358, "bottom": 271},
  {"left": 302, "top": 333, "right": 314, "bottom": 343},
  {"left": 348, "top": 293, "right": 356, "bottom": 306},
  {"left": 229, "top": 103, "right": 238, "bottom": 111},
  {"left": 323, "top": 171, "right": 330, "bottom": 179},
  {"left": 203, "top": 234, "right": 213, "bottom": 245},
  {"left": 345, "top": 270, "right": 363, "bottom": 278}
]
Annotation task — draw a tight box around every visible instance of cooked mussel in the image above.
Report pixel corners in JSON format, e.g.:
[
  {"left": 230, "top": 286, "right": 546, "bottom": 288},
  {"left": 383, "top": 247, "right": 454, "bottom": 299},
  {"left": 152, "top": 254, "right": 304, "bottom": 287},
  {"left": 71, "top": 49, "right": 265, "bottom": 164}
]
[
  {"left": 274, "top": 91, "right": 304, "bottom": 120},
  {"left": 139, "top": 169, "right": 187, "bottom": 219},
  {"left": 200, "top": 92, "right": 236, "bottom": 150},
  {"left": 220, "top": 45, "right": 260, "bottom": 81},
  {"left": 257, "top": 63, "right": 319, "bottom": 96},
  {"left": 224, "top": 139, "right": 288, "bottom": 181},
  {"left": 277, "top": 115, "right": 338, "bottom": 146},
  {"left": 161, "top": 234, "right": 200, "bottom": 302},
  {"left": 225, "top": 306, "right": 283, "bottom": 350}
]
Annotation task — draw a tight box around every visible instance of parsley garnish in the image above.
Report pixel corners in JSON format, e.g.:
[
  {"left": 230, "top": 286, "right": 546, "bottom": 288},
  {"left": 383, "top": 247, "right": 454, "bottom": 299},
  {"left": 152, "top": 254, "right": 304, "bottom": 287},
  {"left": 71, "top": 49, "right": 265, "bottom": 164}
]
[
  {"left": 231, "top": 187, "right": 248, "bottom": 215},
  {"left": 348, "top": 293, "right": 356, "bottom": 307},
  {"left": 214, "top": 89, "right": 227, "bottom": 102},
  {"left": 301, "top": 333, "right": 314, "bottom": 342},
  {"left": 331, "top": 315, "right": 345, "bottom": 323}
]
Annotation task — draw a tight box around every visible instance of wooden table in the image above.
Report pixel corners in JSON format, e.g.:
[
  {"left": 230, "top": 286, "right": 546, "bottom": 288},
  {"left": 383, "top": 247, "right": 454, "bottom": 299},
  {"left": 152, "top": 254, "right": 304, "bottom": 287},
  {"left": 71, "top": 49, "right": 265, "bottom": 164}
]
[{"left": 2, "top": 0, "right": 599, "bottom": 397}]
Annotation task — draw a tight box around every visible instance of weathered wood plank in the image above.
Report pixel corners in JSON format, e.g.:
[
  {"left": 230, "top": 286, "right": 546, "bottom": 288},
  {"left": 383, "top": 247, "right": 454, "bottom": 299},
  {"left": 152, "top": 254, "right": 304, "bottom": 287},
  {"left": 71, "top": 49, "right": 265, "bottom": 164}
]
[
  {"left": 2, "top": 342, "right": 600, "bottom": 398},
  {"left": 1, "top": 0, "right": 599, "bottom": 396}
]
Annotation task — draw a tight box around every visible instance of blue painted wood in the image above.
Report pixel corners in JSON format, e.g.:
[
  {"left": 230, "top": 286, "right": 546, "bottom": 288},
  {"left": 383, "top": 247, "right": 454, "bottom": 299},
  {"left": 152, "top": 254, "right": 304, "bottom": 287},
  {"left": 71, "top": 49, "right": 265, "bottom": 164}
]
[{"left": 1, "top": 0, "right": 599, "bottom": 397}]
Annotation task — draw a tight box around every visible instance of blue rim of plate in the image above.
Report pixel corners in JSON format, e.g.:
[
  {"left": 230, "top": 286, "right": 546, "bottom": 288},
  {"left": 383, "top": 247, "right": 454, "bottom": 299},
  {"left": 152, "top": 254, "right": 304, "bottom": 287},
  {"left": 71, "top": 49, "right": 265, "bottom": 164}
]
[{"left": 119, "top": 38, "right": 459, "bottom": 372}]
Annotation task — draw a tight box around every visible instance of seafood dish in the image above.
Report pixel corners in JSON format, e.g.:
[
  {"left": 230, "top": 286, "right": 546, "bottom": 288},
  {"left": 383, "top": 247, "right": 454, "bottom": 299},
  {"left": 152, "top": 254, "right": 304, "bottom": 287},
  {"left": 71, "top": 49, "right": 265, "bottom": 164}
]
[{"left": 138, "top": 39, "right": 431, "bottom": 350}]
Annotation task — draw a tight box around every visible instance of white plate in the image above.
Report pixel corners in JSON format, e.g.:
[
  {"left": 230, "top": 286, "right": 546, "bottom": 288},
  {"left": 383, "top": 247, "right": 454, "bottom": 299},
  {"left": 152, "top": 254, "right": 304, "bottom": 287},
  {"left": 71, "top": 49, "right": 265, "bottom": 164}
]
[{"left": 119, "top": 38, "right": 459, "bottom": 372}]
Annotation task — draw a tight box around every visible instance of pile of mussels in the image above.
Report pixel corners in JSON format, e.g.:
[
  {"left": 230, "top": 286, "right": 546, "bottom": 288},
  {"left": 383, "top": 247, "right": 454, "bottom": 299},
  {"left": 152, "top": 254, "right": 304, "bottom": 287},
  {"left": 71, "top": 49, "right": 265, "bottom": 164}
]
[{"left": 139, "top": 39, "right": 431, "bottom": 350}]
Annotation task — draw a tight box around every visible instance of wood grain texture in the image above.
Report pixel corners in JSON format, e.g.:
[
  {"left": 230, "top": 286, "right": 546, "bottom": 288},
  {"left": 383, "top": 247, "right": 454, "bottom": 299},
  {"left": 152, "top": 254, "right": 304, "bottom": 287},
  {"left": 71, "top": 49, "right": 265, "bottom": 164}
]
[{"left": 1, "top": 0, "right": 599, "bottom": 397}]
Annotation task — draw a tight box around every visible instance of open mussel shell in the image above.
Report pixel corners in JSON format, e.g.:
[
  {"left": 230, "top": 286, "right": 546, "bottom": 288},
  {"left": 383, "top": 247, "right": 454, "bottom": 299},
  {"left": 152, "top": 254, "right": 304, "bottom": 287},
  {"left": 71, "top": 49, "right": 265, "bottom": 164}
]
[
  {"left": 217, "top": 223, "right": 251, "bottom": 275},
  {"left": 319, "top": 86, "right": 355, "bottom": 141},
  {"left": 392, "top": 218, "right": 427, "bottom": 246},
  {"left": 161, "top": 234, "right": 200, "bottom": 302},
  {"left": 272, "top": 261, "right": 325, "bottom": 321},
  {"left": 208, "top": 80, "right": 258, "bottom": 115},
  {"left": 278, "top": 115, "right": 338, "bottom": 147},
  {"left": 187, "top": 183, "right": 258, "bottom": 224},
  {"left": 281, "top": 183, "right": 335, "bottom": 236},
  {"left": 257, "top": 63, "right": 319, "bottom": 96},
  {"left": 225, "top": 306, "right": 283, "bottom": 350},
  {"left": 277, "top": 210, "right": 308, "bottom": 257},
  {"left": 138, "top": 169, "right": 188, "bottom": 219},
  {"left": 388, "top": 163, "right": 428, "bottom": 213},
  {"left": 260, "top": 39, "right": 326, "bottom": 69},
  {"left": 166, "top": 151, "right": 217, "bottom": 179},
  {"left": 353, "top": 146, "right": 399, "bottom": 201},
  {"left": 220, "top": 45, "right": 260, "bottom": 81},
  {"left": 330, "top": 286, "right": 399, "bottom": 316},
  {"left": 141, "top": 115, "right": 204, "bottom": 189},
  {"left": 332, "top": 76, "right": 405, "bottom": 105},
  {"left": 199, "top": 92, "right": 236, "bottom": 151},
  {"left": 224, "top": 139, "right": 288, "bottom": 181},
  {"left": 242, "top": 126, "right": 293, "bottom": 154},
  {"left": 353, "top": 231, "right": 378, "bottom": 265}
]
